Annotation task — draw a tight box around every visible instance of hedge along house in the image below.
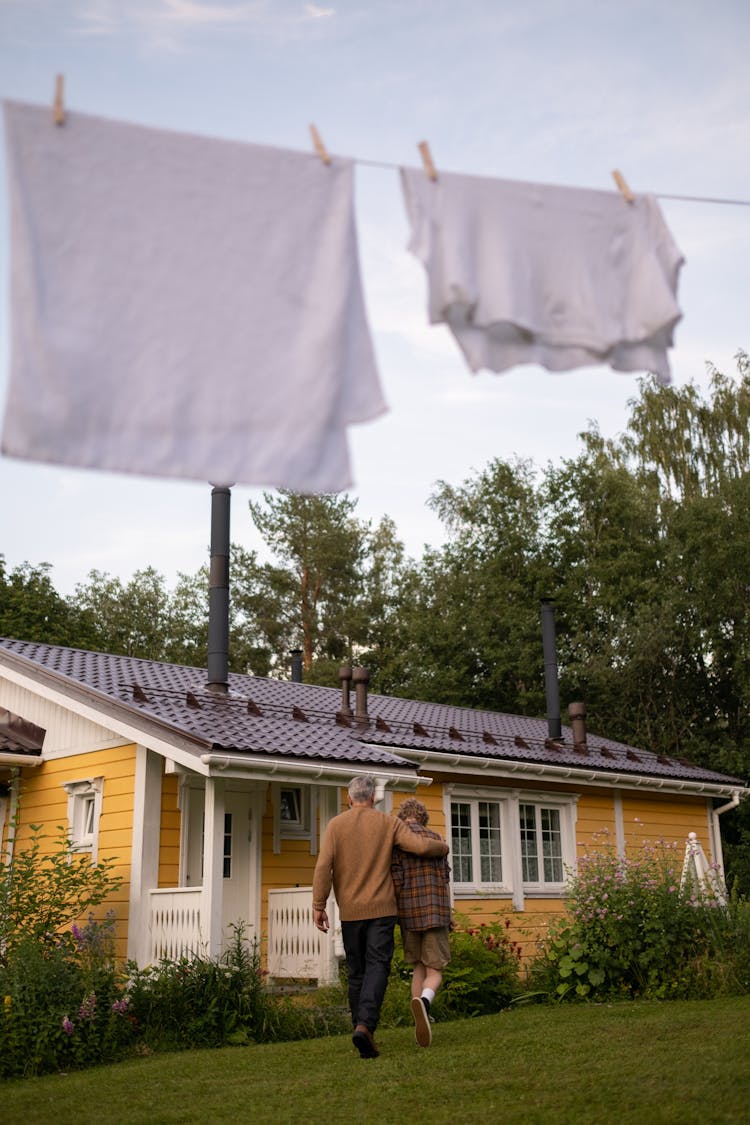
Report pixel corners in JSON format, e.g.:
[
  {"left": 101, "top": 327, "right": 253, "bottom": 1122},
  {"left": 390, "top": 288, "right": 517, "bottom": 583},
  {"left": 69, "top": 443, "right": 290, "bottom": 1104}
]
[{"left": 1, "top": 636, "right": 746, "bottom": 981}]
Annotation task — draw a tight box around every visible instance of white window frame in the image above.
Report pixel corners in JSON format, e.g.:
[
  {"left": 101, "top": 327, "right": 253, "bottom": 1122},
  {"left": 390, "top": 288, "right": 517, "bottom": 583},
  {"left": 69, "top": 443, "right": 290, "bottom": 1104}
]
[
  {"left": 444, "top": 785, "right": 578, "bottom": 909},
  {"left": 271, "top": 783, "right": 317, "bottom": 854},
  {"left": 62, "top": 777, "right": 104, "bottom": 861},
  {"left": 445, "top": 786, "right": 513, "bottom": 898}
]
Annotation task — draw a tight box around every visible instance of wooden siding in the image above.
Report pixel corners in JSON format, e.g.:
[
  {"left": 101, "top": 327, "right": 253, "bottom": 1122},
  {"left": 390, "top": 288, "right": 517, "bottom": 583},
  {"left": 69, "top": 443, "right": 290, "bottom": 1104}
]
[
  {"left": 8, "top": 744, "right": 137, "bottom": 960},
  {"left": 158, "top": 772, "right": 181, "bottom": 888}
]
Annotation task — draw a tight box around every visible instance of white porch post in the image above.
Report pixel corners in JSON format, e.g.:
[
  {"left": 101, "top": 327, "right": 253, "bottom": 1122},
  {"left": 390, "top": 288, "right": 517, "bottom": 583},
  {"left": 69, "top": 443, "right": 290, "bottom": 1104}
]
[
  {"left": 202, "top": 775, "right": 226, "bottom": 958},
  {"left": 127, "top": 746, "right": 163, "bottom": 964},
  {"left": 317, "top": 784, "right": 342, "bottom": 984}
]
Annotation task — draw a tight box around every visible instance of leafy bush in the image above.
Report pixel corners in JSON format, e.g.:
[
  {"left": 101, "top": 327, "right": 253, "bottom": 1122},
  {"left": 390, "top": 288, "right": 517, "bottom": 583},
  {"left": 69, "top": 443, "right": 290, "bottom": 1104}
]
[
  {"left": 0, "top": 914, "right": 135, "bottom": 1078},
  {"left": 530, "top": 833, "right": 750, "bottom": 1001},
  {"left": 387, "top": 913, "right": 523, "bottom": 1021},
  {"left": 437, "top": 915, "right": 524, "bottom": 1016},
  {"left": 125, "top": 924, "right": 341, "bottom": 1051},
  {"left": 0, "top": 822, "right": 122, "bottom": 963}
]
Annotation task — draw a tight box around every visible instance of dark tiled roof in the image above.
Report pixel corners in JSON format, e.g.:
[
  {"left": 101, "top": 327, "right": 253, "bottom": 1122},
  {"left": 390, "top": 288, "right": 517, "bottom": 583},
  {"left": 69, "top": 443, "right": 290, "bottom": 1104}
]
[{"left": 0, "top": 637, "right": 745, "bottom": 789}]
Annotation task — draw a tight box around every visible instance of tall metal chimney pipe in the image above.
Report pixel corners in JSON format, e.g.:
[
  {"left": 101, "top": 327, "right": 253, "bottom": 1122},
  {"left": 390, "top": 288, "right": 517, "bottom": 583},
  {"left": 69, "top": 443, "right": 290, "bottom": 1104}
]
[
  {"left": 540, "top": 599, "right": 562, "bottom": 739},
  {"left": 207, "top": 484, "right": 231, "bottom": 694},
  {"left": 290, "top": 649, "right": 303, "bottom": 683}
]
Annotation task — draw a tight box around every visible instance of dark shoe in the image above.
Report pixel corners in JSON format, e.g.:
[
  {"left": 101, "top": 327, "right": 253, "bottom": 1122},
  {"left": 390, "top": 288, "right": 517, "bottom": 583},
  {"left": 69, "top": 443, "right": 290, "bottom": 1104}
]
[
  {"left": 352, "top": 1023, "right": 379, "bottom": 1059},
  {"left": 410, "top": 996, "right": 432, "bottom": 1047}
]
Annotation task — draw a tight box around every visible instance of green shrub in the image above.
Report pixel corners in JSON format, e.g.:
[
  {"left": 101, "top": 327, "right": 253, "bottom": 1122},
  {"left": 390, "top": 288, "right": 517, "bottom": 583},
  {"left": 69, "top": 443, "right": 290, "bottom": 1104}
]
[
  {"left": 388, "top": 913, "right": 523, "bottom": 1021},
  {"left": 0, "top": 914, "right": 134, "bottom": 1078},
  {"left": 529, "top": 833, "right": 749, "bottom": 1002},
  {"left": 0, "top": 822, "right": 122, "bottom": 963},
  {"left": 436, "top": 915, "right": 523, "bottom": 1016}
]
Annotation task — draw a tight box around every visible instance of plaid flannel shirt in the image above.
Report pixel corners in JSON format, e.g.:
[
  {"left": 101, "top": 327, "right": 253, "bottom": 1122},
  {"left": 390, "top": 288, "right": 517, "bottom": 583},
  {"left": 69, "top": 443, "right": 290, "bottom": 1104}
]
[{"left": 391, "top": 820, "right": 452, "bottom": 932}]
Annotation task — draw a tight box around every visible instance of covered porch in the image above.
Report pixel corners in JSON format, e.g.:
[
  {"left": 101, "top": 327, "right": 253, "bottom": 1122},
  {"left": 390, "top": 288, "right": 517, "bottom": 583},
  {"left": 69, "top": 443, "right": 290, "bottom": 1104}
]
[{"left": 126, "top": 745, "right": 419, "bottom": 980}]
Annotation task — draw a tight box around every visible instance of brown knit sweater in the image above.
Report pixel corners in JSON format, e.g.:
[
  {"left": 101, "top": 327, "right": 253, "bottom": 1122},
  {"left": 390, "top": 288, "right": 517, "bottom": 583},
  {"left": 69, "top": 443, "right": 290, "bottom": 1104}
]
[{"left": 312, "top": 804, "right": 449, "bottom": 921}]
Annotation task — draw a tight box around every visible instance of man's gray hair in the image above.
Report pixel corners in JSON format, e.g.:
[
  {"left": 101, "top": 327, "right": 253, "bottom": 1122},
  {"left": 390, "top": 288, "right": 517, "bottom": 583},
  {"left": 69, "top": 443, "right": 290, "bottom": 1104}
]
[{"left": 348, "top": 775, "right": 376, "bottom": 802}]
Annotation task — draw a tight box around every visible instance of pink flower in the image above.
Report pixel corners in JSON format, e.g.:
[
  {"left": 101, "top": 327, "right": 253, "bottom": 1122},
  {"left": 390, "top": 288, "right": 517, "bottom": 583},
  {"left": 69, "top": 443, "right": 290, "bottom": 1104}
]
[{"left": 62, "top": 1016, "right": 74, "bottom": 1035}]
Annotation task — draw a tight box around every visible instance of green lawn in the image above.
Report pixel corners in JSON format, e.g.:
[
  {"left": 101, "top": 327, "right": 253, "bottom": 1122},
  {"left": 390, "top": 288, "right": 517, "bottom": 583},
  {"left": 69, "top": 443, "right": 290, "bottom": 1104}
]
[{"left": 4, "top": 997, "right": 750, "bottom": 1124}]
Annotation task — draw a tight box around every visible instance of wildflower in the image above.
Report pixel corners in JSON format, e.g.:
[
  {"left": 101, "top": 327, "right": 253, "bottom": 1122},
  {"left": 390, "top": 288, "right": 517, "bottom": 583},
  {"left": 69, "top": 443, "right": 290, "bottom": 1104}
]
[
  {"left": 78, "top": 992, "right": 97, "bottom": 1020},
  {"left": 62, "top": 1016, "right": 74, "bottom": 1035},
  {"left": 111, "top": 997, "right": 130, "bottom": 1015}
]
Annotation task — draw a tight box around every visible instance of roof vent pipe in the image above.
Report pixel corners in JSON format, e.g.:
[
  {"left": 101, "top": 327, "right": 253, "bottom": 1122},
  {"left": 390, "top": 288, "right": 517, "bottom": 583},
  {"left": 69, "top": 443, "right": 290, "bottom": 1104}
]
[
  {"left": 568, "top": 701, "right": 587, "bottom": 749},
  {"left": 290, "top": 649, "right": 303, "bottom": 683},
  {"left": 338, "top": 664, "right": 353, "bottom": 717},
  {"left": 207, "top": 484, "right": 231, "bottom": 694},
  {"left": 352, "top": 666, "right": 370, "bottom": 726},
  {"left": 541, "top": 599, "right": 561, "bottom": 740}
]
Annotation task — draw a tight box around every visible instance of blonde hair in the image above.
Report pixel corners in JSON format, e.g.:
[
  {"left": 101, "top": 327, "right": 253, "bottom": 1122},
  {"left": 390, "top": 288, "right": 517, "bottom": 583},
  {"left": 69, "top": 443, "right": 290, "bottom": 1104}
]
[{"left": 396, "top": 798, "right": 429, "bottom": 825}]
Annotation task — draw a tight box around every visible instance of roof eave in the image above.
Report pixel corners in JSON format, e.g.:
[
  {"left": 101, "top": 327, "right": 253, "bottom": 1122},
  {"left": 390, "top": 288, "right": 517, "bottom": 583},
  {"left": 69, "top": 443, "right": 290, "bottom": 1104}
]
[
  {"left": 200, "top": 751, "right": 430, "bottom": 789},
  {"left": 0, "top": 648, "right": 212, "bottom": 774},
  {"left": 387, "top": 746, "right": 748, "bottom": 799},
  {"left": 0, "top": 752, "right": 43, "bottom": 767}
]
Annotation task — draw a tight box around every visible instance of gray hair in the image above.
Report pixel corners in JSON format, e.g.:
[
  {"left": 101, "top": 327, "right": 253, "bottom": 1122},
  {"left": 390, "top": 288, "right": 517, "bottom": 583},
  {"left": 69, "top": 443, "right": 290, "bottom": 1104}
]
[
  {"left": 348, "top": 775, "right": 376, "bottom": 803},
  {"left": 396, "top": 798, "right": 429, "bottom": 825}
]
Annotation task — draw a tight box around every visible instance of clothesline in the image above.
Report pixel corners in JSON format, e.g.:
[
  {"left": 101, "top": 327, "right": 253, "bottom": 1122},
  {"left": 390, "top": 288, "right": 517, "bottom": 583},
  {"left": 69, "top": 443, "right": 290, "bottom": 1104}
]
[
  {"left": 353, "top": 154, "right": 750, "bottom": 209},
  {"left": 48, "top": 75, "right": 750, "bottom": 210}
]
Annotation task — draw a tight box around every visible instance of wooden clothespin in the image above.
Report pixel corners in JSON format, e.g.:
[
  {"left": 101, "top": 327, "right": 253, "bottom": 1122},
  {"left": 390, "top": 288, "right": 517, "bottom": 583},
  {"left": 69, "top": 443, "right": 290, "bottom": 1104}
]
[
  {"left": 53, "top": 74, "right": 65, "bottom": 126},
  {"left": 309, "top": 124, "right": 331, "bottom": 166},
  {"left": 612, "top": 169, "right": 634, "bottom": 204},
  {"left": 418, "top": 140, "right": 437, "bottom": 182}
]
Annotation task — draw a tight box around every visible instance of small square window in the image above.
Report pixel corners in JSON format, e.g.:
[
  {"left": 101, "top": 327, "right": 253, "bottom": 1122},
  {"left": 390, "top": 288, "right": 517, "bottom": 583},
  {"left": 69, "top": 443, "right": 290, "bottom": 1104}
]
[
  {"left": 62, "top": 777, "right": 104, "bottom": 858},
  {"left": 280, "top": 788, "right": 302, "bottom": 826}
]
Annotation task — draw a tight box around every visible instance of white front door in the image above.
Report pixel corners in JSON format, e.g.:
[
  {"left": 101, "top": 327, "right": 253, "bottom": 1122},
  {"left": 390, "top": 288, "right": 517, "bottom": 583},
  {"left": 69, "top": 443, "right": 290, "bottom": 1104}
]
[
  {"left": 182, "top": 783, "right": 263, "bottom": 952},
  {"left": 221, "top": 788, "right": 263, "bottom": 946}
]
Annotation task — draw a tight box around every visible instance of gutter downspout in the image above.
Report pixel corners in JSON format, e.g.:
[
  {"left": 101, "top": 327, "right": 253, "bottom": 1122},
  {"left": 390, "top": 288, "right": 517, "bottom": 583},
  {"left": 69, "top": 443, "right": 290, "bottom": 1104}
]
[
  {"left": 1, "top": 768, "right": 21, "bottom": 869},
  {"left": 710, "top": 790, "right": 742, "bottom": 883}
]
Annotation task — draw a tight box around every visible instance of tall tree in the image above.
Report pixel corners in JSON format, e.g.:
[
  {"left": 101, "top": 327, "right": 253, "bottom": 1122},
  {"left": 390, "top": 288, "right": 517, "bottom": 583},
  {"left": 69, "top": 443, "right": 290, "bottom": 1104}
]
[
  {"left": 239, "top": 492, "right": 407, "bottom": 685},
  {"left": 0, "top": 557, "right": 93, "bottom": 648},
  {"left": 383, "top": 457, "right": 551, "bottom": 711}
]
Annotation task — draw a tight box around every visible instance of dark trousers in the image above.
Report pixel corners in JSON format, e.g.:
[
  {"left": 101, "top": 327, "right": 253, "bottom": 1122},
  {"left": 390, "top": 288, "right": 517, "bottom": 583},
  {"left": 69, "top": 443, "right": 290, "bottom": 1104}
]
[{"left": 341, "top": 915, "right": 396, "bottom": 1033}]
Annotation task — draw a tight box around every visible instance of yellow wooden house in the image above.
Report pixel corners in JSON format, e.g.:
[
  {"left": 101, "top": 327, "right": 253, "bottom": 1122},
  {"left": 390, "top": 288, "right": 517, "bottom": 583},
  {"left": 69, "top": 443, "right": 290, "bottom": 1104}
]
[{"left": 1, "top": 637, "right": 746, "bottom": 979}]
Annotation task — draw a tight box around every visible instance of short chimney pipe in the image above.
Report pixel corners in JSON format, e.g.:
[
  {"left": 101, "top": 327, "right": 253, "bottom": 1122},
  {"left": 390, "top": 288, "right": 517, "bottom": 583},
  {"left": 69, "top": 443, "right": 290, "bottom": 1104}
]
[
  {"left": 568, "top": 701, "right": 587, "bottom": 748},
  {"left": 541, "top": 599, "right": 561, "bottom": 740},
  {"left": 290, "top": 649, "right": 303, "bottom": 683},
  {"left": 207, "top": 485, "right": 231, "bottom": 694},
  {"left": 338, "top": 664, "right": 353, "bottom": 717},
  {"left": 352, "top": 666, "right": 370, "bottom": 725}
]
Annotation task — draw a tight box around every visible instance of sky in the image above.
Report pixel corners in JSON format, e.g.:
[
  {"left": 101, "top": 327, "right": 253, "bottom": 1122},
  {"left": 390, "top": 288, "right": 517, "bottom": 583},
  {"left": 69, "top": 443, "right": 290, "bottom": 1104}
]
[{"left": 1, "top": 0, "right": 749, "bottom": 596}]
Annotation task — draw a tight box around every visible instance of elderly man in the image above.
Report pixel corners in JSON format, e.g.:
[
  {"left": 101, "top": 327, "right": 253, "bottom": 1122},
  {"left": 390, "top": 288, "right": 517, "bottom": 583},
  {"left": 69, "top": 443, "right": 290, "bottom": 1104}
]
[{"left": 313, "top": 775, "right": 449, "bottom": 1059}]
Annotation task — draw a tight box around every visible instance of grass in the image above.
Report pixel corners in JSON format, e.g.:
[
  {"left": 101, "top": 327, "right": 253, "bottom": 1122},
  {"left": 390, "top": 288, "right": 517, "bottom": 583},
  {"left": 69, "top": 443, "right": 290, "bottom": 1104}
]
[{"left": 4, "top": 997, "right": 750, "bottom": 1124}]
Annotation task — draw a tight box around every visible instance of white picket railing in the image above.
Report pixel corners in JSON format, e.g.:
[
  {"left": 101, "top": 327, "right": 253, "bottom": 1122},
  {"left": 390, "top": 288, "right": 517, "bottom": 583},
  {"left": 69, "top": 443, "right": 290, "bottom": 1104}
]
[
  {"left": 267, "top": 886, "right": 340, "bottom": 981},
  {"left": 147, "top": 887, "right": 205, "bottom": 962}
]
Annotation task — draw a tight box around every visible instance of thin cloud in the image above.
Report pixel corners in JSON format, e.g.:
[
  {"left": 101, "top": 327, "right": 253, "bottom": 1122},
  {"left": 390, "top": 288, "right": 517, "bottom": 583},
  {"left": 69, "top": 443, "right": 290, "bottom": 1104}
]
[{"left": 73, "top": 0, "right": 334, "bottom": 47}]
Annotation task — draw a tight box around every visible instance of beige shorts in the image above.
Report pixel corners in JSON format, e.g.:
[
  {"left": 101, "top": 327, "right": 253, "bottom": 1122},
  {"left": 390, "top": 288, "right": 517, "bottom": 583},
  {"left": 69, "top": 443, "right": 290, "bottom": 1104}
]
[{"left": 402, "top": 927, "right": 451, "bottom": 969}]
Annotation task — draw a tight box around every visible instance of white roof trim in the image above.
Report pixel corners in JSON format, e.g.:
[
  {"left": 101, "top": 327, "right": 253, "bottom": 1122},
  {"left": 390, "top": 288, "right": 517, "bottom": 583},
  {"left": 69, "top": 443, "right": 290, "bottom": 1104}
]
[
  {"left": 0, "top": 658, "right": 210, "bottom": 775},
  {"left": 385, "top": 746, "right": 748, "bottom": 800},
  {"left": 199, "top": 751, "right": 429, "bottom": 789}
]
